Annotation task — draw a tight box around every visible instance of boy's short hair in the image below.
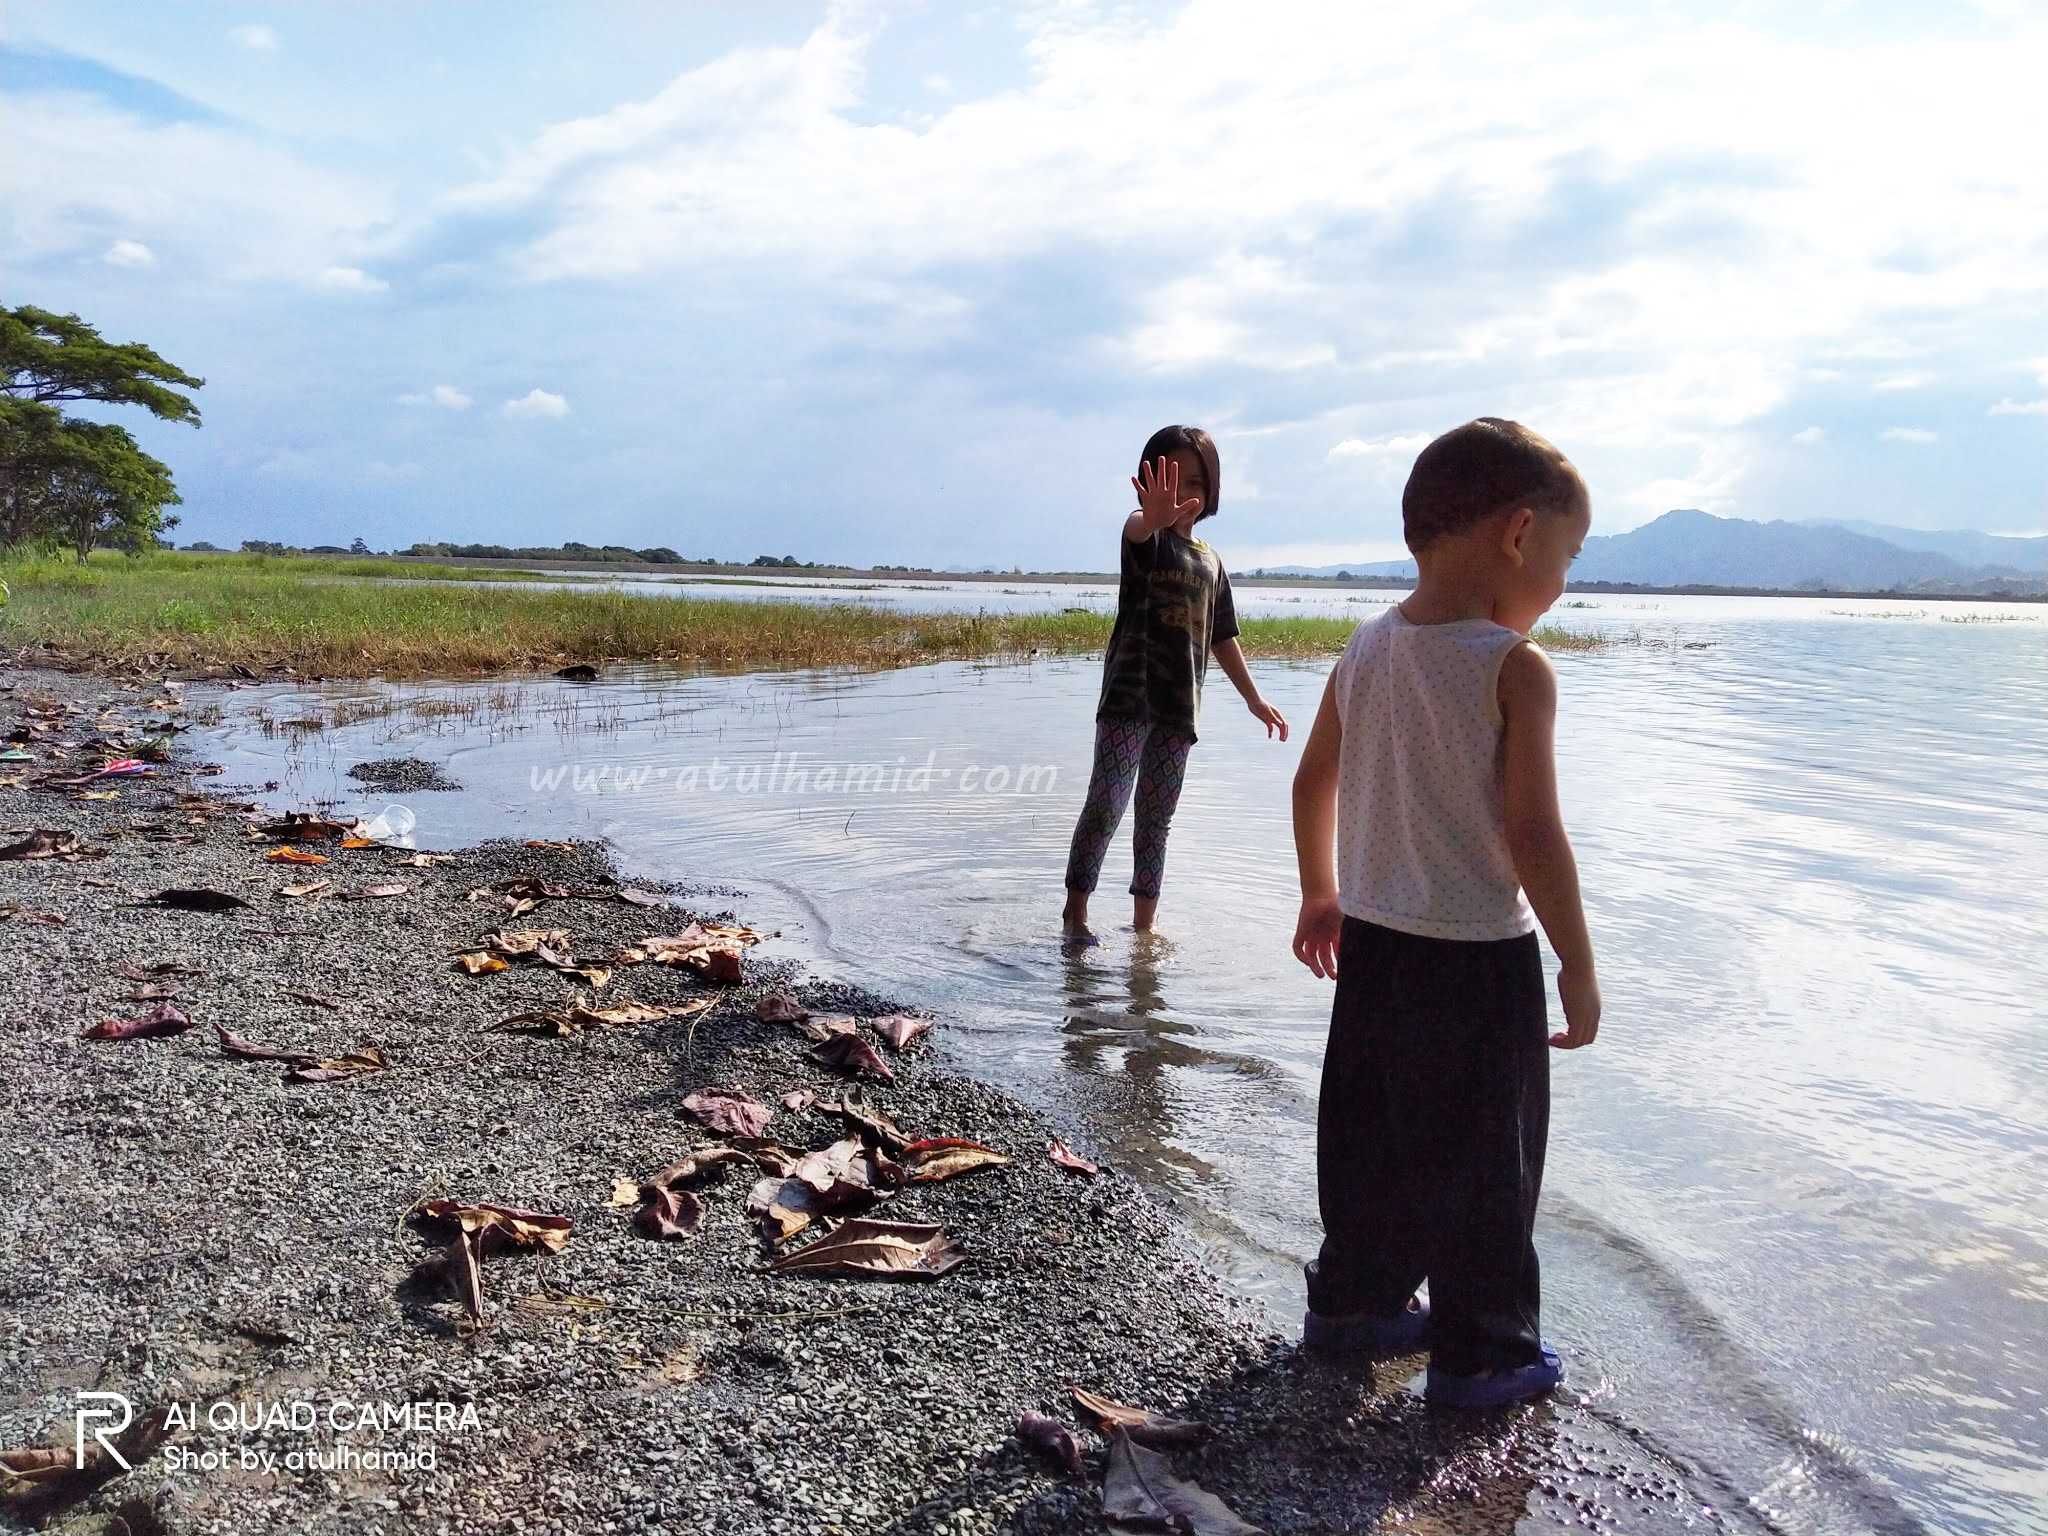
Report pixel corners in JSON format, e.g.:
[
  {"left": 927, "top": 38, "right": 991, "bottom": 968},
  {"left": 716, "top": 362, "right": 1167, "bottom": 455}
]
[{"left": 1402, "top": 418, "right": 1587, "bottom": 551}]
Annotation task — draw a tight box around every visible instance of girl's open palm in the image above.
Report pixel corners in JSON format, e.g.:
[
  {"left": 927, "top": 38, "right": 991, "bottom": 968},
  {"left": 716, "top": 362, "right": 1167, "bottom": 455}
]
[{"left": 1132, "top": 456, "right": 1203, "bottom": 533}]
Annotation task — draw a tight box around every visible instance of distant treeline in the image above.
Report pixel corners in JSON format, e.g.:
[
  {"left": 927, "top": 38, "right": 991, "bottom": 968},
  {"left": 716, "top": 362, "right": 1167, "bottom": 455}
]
[{"left": 401, "top": 542, "right": 823, "bottom": 567}]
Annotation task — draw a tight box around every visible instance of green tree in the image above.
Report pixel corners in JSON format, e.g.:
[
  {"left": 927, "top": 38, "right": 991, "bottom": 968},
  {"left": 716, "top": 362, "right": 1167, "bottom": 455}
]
[
  {"left": 2, "top": 306, "right": 203, "bottom": 423},
  {"left": 0, "top": 305, "right": 202, "bottom": 558}
]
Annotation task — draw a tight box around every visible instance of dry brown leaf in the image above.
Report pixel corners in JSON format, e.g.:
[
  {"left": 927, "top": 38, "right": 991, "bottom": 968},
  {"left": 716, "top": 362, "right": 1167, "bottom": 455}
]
[
  {"left": 644, "top": 1146, "right": 755, "bottom": 1190},
  {"left": 794, "top": 1012, "right": 859, "bottom": 1042},
  {"left": 1017, "top": 1412, "right": 1086, "bottom": 1479},
  {"left": 340, "top": 882, "right": 409, "bottom": 900},
  {"left": 781, "top": 1088, "right": 818, "bottom": 1113},
  {"left": 1048, "top": 1138, "right": 1100, "bottom": 1176},
  {"left": 213, "top": 1023, "right": 314, "bottom": 1064},
  {"left": 420, "top": 1199, "right": 572, "bottom": 1253},
  {"left": 822, "top": 1088, "right": 911, "bottom": 1157},
  {"left": 607, "top": 1177, "right": 642, "bottom": 1208},
  {"left": 1101, "top": 1429, "right": 1261, "bottom": 1534},
  {"left": 570, "top": 997, "right": 714, "bottom": 1028},
  {"left": 636, "top": 1186, "right": 705, "bottom": 1239},
  {"left": 871, "top": 1013, "right": 932, "bottom": 1050},
  {"left": 766, "top": 1217, "right": 965, "bottom": 1281},
  {"left": 82, "top": 1001, "right": 195, "bottom": 1040},
  {"left": 0, "top": 829, "right": 81, "bottom": 860},
  {"left": 811, "top": 1031, "right": 895, "bottom": 1081},
  {"left": 901, "top": 1137, "right": 1011, "bottom": 1183},
  {"left": 478, "top": 927, "right": 572, "bottom": 956},
  {"left": 285, "top": 1047, "right": 387, "bottom": 1082},
  {"left": 264, "top": 846, "right": 329, "bottom": 865},
  {"left": 755, "top": 989, "right": 809, "bottom": 1023},
  {"left": 125, "top": 980, "right": 183, "bottom": 1002},
  {"left": 1071, "top": 1388, "right": 1215, "bottom": 1451},
  {"left": 339, "top": 837, "right": 376, "bottom": 849},
  {"left": 280, "top": 878, "right": 331, "bottom": 899},
  {"left": 456, "top": 951, "right": 510, "bottom": 975},
  {"left": 680, "top": 1086, "right": 773, "bottom": 1137}
]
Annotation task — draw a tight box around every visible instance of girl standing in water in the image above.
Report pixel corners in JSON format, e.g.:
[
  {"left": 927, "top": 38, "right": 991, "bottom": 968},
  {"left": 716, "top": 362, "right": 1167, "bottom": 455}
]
[{"left": 1062, "top": 425, "right": 1289, "bottom": 939}]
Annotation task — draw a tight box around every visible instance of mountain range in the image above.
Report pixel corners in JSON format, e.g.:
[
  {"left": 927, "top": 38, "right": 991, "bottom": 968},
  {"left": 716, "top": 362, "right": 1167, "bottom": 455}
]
[{"left": 1251, "top": 511, "right": 2046, "bottom": 594}]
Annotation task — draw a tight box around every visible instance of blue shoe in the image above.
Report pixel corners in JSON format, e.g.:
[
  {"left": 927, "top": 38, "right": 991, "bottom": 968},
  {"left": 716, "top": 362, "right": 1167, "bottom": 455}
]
[
  {"left": 1425, "top": 1342, "right": 1564, "bottom": 1408},
  {"left": 1302, "top": 1296, "right": 1429, "bottom": 1359}
]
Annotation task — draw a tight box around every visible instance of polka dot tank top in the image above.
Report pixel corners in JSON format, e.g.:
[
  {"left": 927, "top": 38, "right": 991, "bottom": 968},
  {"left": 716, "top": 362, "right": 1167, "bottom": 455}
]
[{"left": 1331, "top": 607, "right": 1538, "bottom": 942}]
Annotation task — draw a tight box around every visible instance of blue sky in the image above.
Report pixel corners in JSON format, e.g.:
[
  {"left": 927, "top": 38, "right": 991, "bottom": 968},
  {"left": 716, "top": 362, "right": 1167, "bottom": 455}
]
[{"left": 4, "top": 1, "right": 2043, "bottom": 568}]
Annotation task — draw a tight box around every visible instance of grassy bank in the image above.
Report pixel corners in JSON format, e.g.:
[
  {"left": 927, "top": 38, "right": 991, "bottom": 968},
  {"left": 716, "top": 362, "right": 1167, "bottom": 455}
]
[{"left": 0, "top": 550, "right": 1604, "bottom": 677}]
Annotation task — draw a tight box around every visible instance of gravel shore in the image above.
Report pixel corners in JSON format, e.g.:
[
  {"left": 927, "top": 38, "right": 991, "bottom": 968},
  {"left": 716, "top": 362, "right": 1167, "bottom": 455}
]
[{"left": 1, "top": 662, "right": 1717, "bottom": 1535}]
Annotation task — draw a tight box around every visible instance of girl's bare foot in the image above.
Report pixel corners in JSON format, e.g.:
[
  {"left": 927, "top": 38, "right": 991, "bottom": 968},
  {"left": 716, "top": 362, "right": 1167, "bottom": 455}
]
[
  {"left": 1061, "top": 891, "right": 1094, "bottom": 938},
  {"left": 1132, "top": 895, "right": 1159, "bottom": 932}
]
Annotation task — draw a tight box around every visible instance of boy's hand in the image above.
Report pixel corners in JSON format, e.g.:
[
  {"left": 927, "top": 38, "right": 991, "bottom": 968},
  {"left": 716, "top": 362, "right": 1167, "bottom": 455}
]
[
  {"left": 1131, "top": 456, "right": 1202, "bottom": 533},
  {"left": 1292, "top": 895, "right": 1343, "bottom": 979},
  {"left": 1550, "top": 966, "right": 1601, "bottom": 1049},
  {"left": 1249, "top": 695, "right": 1288, "bottom": 740}
]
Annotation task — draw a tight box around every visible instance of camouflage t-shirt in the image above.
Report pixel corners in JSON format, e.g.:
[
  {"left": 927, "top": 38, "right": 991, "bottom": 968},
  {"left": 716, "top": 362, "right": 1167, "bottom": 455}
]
[{"left": 1094, "top": 528, "right": 1239, "bottom": 741}]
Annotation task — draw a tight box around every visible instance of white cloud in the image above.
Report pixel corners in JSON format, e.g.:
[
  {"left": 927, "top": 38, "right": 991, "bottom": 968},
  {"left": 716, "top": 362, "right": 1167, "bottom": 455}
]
[
  {"left": 1328, "top": 433, "right": 1431, "bottom": 463},
  {"left": 398, "top": 385, "right": 472, "bottom": 409},
  {"left": 1880, "top": 427, "right": 1937, "bottom": 443},
  {"left": 103, "top": 239, "right": 156, "bottom": 269},
  {"left": 363, "top": 460, "right": 422, "bottom": 481},
  {"left": 1988, "top": 398, "right": 2047, "bottom": 416},
  {"left": 502, "top": 388, "right": 570, "bottom": 420},
  {"left": 229, "top": 24, "right": 279, "bottom": 51},
  {"left": 315, "top": 265, "right": 388, "bottom": 293},
  {"left": 1791, "top": 426, "right": 1825, "bottom": 444},
  {"left": 1876, "top": 373, "right": 1929, "bottom": 390}
]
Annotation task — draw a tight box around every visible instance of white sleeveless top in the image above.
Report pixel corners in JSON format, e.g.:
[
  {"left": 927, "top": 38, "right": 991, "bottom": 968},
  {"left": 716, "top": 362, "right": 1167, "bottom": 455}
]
[{"left": 1331, "top": 608, "right": 1537, "bottom": 942}]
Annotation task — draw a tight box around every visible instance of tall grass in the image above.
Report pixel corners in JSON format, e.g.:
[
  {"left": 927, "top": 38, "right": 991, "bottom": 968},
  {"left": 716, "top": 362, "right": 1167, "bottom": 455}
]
[{"left": 0, "top": 550, "right": 1606, "bottom": 677}]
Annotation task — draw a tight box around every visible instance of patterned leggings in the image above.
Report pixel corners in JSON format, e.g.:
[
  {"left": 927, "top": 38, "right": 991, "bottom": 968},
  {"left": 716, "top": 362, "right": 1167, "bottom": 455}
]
[{"left": 1064, "top": 716, "right": 1195, "bottom": 900}]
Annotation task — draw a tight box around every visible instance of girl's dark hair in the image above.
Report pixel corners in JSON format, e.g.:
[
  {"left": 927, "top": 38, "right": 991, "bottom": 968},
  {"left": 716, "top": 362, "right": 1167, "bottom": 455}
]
[
  {"left": 1401, "top": 418, "right": 1587, "bottom": 551},
  {"left": 1139, "top": 425, "right": 1221, "bottom": 521}
]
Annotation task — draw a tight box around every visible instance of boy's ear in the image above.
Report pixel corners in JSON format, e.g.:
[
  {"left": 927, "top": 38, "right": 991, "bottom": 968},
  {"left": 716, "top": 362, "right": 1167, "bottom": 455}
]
[{"left": 1497, "top": 506, "right": 1535, "bottom": 565}]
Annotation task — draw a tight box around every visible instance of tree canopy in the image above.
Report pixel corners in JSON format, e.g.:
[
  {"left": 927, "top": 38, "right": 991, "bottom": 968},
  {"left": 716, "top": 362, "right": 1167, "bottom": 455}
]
[
  {"left": 0, "top": 306, "right": 201, "bottom": 559},
  {"left": 1, "top": 306, "right": 204, "bottom": 425}
]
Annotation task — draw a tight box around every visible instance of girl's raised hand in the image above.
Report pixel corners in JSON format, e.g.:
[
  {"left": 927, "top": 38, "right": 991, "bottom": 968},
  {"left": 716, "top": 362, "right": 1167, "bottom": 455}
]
[{"left": 1131, "top": 455, "right": 1203, "bottom": 533}]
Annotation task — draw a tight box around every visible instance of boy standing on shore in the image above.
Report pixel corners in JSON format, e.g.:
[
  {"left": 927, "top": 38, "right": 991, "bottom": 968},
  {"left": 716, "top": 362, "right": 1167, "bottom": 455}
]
[{"left": 1289, "top": 418, "right": 1601, "bottom": 1408}]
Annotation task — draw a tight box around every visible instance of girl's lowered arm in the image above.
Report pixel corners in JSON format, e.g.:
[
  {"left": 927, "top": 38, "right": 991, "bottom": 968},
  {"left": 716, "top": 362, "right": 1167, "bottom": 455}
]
[
  {"left": 1212, "top": 636, "right": 1287, "bottom": 739},
  {"left": 1498, "top": 641, "right": 1602, "bottom": 1049},
  {"left": 1290, "top": 671, "right": 1344, "bottom": 978}
]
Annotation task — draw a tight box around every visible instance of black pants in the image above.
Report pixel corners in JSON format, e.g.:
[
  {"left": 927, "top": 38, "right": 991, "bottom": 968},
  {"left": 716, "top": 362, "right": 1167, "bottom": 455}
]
[{"left": 1306, "top": 917, "right": 1550, "bottom": 1375}]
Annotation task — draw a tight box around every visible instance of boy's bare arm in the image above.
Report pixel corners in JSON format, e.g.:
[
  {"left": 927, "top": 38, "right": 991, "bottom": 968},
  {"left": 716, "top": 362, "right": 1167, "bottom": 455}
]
[
  {"left": 1498, "top": 642, "right": 1602, "bottom": 1048},
  {"left": 1211, "top": 636, "right": 1288, "bottom": 739},
  {"left": 1291, "top": 671, "right": 1344, "bottom": 978}
]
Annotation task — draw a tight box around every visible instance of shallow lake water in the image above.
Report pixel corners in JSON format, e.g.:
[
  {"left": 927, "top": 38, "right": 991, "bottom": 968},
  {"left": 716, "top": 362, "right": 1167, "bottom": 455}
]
[{"left": 194, "top": 590, "right": 2047, "bottom": 1535}]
